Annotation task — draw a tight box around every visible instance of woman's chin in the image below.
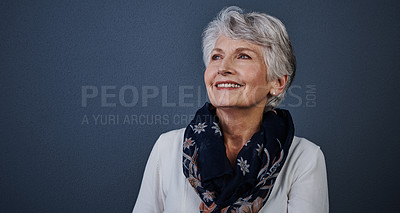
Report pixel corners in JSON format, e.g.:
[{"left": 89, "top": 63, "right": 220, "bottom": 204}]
[
  {"left": 211, "top": 102, "right": 250, "bottom": 109},
  {"left": 210, "top": 100, "right": 239, "bottom": 108},
  {"left": 211, "top": 100, "right": 267, "bottom": 111}
]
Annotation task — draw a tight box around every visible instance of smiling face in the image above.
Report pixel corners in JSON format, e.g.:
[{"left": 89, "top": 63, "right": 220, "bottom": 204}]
[{"left": 204, "top": 35, "right": 275, "bottom": 109}]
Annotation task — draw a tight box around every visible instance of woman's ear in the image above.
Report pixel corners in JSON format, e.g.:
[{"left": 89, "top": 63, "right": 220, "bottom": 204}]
[{"left": 270, "top": 75, "right": 288, "bottom": 96}]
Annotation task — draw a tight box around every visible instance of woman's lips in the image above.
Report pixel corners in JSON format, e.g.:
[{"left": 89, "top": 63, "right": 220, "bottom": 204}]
[{"left": 215, "top": 81, "right": 243, "bottom": 90}]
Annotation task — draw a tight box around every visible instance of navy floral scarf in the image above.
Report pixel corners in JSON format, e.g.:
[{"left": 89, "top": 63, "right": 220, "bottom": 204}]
[{"left": 183, "top": 103, "right": 294, "bottom": 212}]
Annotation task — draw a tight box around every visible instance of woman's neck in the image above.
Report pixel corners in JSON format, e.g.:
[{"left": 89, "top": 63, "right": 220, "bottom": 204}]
[{"left": 216, "top": 105, "right": 265, "bottom": 166}]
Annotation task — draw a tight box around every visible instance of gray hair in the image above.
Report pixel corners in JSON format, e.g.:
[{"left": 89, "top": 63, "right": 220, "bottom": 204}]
[{"left": 202, "top": 6, "right": 296, "bottom": 109}]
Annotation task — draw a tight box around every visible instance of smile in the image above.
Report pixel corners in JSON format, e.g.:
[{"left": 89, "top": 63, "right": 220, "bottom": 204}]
[{"left": 215, "top": 83, "right": 243, "bottom": 88}]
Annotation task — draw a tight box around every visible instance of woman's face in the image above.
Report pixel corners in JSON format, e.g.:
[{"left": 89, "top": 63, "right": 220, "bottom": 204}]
[{"left": 204, "top": 35, "right": 274, "bottom": 109}]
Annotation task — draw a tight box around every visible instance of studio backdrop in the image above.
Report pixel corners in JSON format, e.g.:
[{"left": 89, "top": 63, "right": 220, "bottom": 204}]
[{"left": 1, "top": 0, "right": 399, "bottom": 212}]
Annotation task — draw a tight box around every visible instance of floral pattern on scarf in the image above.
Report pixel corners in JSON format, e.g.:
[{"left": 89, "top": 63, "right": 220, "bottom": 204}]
[{"left": 183, "top": 103, "right": 294, "bottom": 212}]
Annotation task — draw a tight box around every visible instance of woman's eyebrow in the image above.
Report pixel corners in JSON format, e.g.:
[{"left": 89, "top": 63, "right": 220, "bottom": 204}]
[
  {"left": 211, "top": 48, "right": 223, "bottom": 53},
  {"left": 211, "top": 47, "right": 257, "bottom": 53},
  {"left": 234, "top": 47, "right": 257, "bottom": 54}
]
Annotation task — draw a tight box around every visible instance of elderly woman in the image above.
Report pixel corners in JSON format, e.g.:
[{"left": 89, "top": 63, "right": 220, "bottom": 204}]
[{"left": 133, "top": 6, "right": 328, "bottom": 213}]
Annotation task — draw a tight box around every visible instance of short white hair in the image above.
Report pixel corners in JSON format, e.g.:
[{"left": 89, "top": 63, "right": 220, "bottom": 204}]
[{"left": 202, "top": 6, "right": 296, "bottom": 109}]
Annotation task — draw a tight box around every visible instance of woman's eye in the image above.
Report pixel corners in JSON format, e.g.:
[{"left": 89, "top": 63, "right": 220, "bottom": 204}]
[
  {"left": 239, "top": 54, "right": 251, "bottom": 59},
  {"left": 211, "top": 55, "right": 221, "bottom": 60}
]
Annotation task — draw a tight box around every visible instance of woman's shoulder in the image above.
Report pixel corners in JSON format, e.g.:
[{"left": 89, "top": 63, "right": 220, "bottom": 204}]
[
  {"left": 158, "top": 128, "right": 186, "bottom": 139},
  {"left": 151, "top": 128, "right": 185, "bottom": 158},
  {"left": 285, "top": 136, "right": 326, "bottom": 173},
  {"left": 144, "top": 128, "right": 186, "bottom": 179},
  {"left": 291, "top": 136, "right": 323, "bottom": 154},
  {"left": 156, "top": 128, "right": 185, "bottom": 146}
]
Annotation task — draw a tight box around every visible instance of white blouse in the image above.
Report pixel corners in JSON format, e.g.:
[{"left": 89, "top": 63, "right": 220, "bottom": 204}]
[{"left": 133, "top": 128, "right": 329, "bottom": 213}]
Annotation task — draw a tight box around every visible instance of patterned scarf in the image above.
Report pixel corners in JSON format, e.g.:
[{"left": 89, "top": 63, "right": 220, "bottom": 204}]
[{"left": 182, "top": 103, "right": 294, "bottom": 213}]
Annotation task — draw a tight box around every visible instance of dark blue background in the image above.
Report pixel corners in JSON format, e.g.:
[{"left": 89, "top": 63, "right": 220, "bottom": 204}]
[{"left": 1, "top": 0, "right": 399, "bottom": 212}]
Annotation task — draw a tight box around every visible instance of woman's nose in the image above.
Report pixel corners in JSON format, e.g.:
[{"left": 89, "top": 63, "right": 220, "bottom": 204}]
[{"left": 218, "top": 58, "right": 234, "bottom": 75}]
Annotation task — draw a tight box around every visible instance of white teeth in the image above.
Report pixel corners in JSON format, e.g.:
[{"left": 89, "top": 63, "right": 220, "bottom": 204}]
[{"left": 216, "top": 83, "right": 242, "bottom": 88}]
